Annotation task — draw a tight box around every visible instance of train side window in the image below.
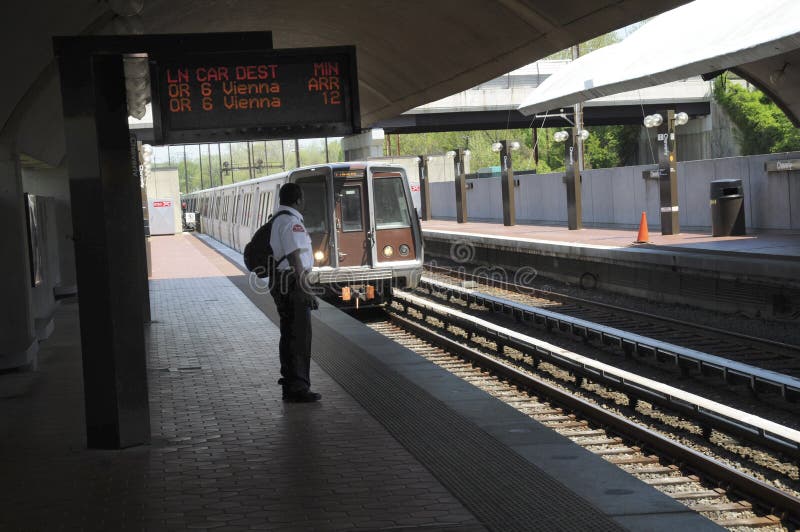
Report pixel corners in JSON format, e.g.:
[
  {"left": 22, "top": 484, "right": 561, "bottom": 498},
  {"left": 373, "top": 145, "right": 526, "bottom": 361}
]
[
  {"left": 263, "top": 191, "right": 272, "bottom": 223},
  {"left": 257, "top": 192, "right": 265, "bottom": 225},
  {"left": 373, "top": 177, "right": 412, "bottom": 229},
  {"left": 295, "top": 176, "right": 328, "bottom": 233},
  {"left": 340, "top": 187, "right": 363, "bottom": 232}
]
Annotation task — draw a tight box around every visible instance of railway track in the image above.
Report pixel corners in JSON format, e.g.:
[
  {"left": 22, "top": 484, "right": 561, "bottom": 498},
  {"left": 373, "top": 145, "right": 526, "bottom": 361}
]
[
  {"left": 424, "top": 265, "right": 800, "bottom": 381},
  {"left": 359, "top": 289, "right": 800, "bottom": 531}
]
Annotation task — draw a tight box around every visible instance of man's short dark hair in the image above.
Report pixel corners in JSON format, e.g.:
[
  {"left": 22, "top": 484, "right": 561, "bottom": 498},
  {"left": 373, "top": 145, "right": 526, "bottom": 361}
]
[{"left": 279, "top": 182, "right": 303, "bottom": 205}]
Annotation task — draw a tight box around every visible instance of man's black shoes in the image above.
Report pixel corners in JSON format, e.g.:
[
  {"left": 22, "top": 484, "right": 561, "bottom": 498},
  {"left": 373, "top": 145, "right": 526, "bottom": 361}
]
[{"left": 283, "top": 390, "right": 322, "bottom": 403}]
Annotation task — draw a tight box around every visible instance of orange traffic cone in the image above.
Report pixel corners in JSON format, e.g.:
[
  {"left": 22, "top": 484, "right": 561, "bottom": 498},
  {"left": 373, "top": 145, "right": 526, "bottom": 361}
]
[{"left": 635, "top": 211, "right": 649, "bottom": 243}]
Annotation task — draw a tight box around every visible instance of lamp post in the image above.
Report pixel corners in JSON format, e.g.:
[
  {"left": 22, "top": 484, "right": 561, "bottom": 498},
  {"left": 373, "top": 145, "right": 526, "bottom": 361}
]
[
  {"left": 553, "top": 128, "right": 589, "bottom": 230},
  {"left": 491, "top": 140, "right": 520, "bottom": 226},
  {"left": 644, "top": 110, "right": 688, "bottom": 235},
  {"left": 417, "top": 154, "right": 431, "bottom": 221},
  {"left": 448, "top": 148, "right": 470, "bottom": 223}
]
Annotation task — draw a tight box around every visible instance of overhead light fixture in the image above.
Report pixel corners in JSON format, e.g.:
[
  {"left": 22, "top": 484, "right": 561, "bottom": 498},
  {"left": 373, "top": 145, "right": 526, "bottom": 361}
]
[
  {"left": 674, "top": 112, "right": 689, "bottom": 126},
  {"left": 553, "top": 131, "right": 569, "bottom": 143},
  {"left": 509, "top": 141, "right": 521, "bottom": 151},
  {"left": 643, "top": 113, "right": 664, "bottom": 128},
  {"left": 107, "top": 0, "right": 144, "bottom": 16},
  {"left": 769, "top": 62, "right": 789, "bottom": 87},
  {"left": 491, "top": 142, "right": 503, "bottom": 152},
  {"left": 578, "top": 130, "right": 590, "bottom": 141}
]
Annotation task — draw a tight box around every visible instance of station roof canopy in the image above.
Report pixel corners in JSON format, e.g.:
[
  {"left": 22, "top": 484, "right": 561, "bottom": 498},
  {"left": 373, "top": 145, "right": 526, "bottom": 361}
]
[
  {"left": 518, "top": 0, "right": 800, "bottom": 126},
  {"left": 1, "top": 0, "right": 691, "bottom": 166}
]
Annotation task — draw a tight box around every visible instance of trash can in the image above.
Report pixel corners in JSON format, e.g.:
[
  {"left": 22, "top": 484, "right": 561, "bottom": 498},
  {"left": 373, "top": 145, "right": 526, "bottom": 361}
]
[{"left": 709, "top": 179, "right": 745, "bottom": 236}]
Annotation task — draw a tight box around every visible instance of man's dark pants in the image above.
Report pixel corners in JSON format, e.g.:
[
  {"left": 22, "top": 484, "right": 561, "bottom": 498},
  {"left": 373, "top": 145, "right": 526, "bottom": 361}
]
[{"left": 271, "top": 277, "right": 312, "bottom": 394}]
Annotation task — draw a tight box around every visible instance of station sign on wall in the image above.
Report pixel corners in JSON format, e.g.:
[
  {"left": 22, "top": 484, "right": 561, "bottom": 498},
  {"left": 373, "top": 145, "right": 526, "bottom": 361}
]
[{"left": 152, "top": 46, "right": 360, "bottom": 144}]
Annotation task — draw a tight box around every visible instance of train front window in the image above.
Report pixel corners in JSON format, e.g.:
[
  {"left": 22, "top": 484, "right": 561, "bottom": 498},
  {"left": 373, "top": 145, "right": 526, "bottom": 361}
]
[
  {"left": 373, "top": 177, "right": 411, "bottom": 229},
  {"left": 295, "top": 175, "right": 329, "bottom": 234},
  {"left": 340, "top": 187, "right": 363, "bottom": 232}
]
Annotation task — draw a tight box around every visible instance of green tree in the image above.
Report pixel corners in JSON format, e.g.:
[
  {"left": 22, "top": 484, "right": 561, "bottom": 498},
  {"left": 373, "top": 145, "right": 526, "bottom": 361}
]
[
  {"left": 582, "top": 125, "right": 640, "bottom": 169},
  {"left": 713, "top": 73, "right": 800, "bottom": 155}
]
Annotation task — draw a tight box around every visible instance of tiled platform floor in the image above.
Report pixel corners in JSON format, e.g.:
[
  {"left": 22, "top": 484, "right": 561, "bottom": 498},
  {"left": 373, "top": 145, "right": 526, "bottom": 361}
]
[{"left": 0, "top": 234, "right": 483, "bottom": 531}]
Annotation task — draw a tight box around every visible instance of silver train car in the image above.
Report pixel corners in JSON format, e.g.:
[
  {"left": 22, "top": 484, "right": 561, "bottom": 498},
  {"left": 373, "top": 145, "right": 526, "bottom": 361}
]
[{"left": 183, "top": 161, "right": 423, "bottom": 306}]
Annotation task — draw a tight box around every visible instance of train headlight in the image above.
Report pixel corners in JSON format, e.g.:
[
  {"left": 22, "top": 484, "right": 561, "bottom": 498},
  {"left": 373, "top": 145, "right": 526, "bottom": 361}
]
[
  {"left": 314, "top": 250, "right": 325, "bottom": 262},
  {"left": 398, "top": 244, "right": 410, "bottom": 256},
  {"left": 382, "top": 245, "right": 394, "bottom": 258}
]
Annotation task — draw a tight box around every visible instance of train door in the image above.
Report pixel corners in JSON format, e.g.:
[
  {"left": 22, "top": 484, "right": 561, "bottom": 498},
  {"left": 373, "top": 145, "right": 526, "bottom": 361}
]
[
  {"left": 334, "top": 174, "right": 370, "bottom": 267},
  {"left": 290, "top": 170, "right": 331, "bottom": 268},
  {"left": 370, "top": 168, "right": 418, "bottom": 264}
]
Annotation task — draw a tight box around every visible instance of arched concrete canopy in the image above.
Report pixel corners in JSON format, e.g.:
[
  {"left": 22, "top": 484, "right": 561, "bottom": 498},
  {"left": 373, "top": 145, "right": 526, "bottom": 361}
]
[
  {"left": 518, "top": 0, "right": 800, "bottom": 126},
  {"left": 733, "top": 50, "right": 800, "bottom": 127},
  {"left": 0, "top": 0, "right": 688, "bottom": 167}
]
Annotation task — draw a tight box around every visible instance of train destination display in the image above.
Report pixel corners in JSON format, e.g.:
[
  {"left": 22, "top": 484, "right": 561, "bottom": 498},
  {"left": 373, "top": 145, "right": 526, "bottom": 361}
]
[{"left": 154, "top": 46, "right": 358, "bottom": 143}]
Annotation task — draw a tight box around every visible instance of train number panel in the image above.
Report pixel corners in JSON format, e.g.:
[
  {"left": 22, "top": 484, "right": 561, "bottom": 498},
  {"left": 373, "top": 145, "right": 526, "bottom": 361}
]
[{"left": 153, "top": 46, "right": 359, "bottom": 143}]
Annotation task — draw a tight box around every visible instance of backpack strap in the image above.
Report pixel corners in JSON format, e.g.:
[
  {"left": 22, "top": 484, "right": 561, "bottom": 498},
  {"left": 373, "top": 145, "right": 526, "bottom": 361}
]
[{"left": 269, "top": 210, "right": 293, "bottom": 267}]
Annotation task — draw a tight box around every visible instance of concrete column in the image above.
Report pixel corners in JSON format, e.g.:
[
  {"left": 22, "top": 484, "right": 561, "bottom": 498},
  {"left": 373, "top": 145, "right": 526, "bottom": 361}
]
[
  {"left": 564, "top": 129, "right": 582, "bottom": 230},
  {"left": 417, "top": 154, "right": 432, "bottom": 221},
  {"left": 658, "top": 110, "right": 680, "bottom": 235},
  {"left": 499, "top": 140, "right": 516, "bottom": 227},
  {"left": 454, "top": 149, "right": 467, "bottom": 223},
  {"left": 53, "top": 196, "right": 77, "bottom": 297},
  {"left": 0, "top": 142, "right": 38, "bottom": 370},
  {"left": 58, "top": 49, "right": 151, "bottom": 449},
  {"left": 342, "top": 128, "right": 385, "bottom": 161}
]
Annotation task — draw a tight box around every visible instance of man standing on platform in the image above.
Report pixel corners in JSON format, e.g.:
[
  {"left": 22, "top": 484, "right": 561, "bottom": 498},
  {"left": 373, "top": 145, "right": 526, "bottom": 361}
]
[{"left": 270, "top": 182, "right": 321, "bottom": 403}]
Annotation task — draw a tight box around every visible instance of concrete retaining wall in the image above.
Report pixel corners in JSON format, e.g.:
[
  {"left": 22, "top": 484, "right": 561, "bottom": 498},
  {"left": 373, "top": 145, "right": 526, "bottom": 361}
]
[{"left": 429, "top": 152, "right": 800, "bottom": 231}]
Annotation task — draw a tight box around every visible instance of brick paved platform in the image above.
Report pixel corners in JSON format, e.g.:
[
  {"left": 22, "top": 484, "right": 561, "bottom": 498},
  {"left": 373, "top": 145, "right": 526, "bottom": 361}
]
[{"left": 0, "top": 233, "right": 724, "bottom": 531}]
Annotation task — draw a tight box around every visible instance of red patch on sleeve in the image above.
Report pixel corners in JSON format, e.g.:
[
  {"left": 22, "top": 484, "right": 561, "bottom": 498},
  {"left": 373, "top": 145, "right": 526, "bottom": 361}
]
[{"left": 292, "top": 224, "right": 305, "bottom": 232}]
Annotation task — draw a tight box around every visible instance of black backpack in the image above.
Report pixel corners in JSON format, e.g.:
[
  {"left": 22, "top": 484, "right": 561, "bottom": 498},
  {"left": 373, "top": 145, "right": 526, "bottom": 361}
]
[{"left": 243, "top": 210, "right": 291, "bottom": 279}]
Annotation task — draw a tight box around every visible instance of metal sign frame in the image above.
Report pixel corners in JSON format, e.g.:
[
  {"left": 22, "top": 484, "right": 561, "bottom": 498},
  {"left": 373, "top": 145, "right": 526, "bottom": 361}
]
[{"left": 150, "top": 45, "right": 360, "bottom": 144}]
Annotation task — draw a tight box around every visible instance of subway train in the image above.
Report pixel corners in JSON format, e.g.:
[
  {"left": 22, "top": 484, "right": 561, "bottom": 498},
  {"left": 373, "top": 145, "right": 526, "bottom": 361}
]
[{"left": 182, "top": 161, "right": 423, "bottom": 307}]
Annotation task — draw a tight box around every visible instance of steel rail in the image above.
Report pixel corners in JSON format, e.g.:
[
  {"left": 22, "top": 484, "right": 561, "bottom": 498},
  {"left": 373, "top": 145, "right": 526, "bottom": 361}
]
[
  {"left": 387, "top": 309, "right": 800, "bottom": 525},
  {"left": 392, "top": 290, "right": 800, "bottom": 459},
  {"left": 420, "top": 276, "right": 800, "bottom": 402},
  {"left": 424, "top": 264, "right": 800, "bottom": 354}
]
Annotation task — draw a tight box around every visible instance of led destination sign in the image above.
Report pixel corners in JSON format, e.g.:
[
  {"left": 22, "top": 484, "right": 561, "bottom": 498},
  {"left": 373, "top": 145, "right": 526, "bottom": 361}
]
[{"left": 154, "top": 46, "right": 359, "bottom": 143}]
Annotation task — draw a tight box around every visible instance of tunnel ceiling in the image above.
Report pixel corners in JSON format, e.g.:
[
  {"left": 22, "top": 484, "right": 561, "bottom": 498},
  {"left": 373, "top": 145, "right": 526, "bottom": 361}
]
[{"left": 0, "top": 0, "right": 688, "bottom": 163}]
